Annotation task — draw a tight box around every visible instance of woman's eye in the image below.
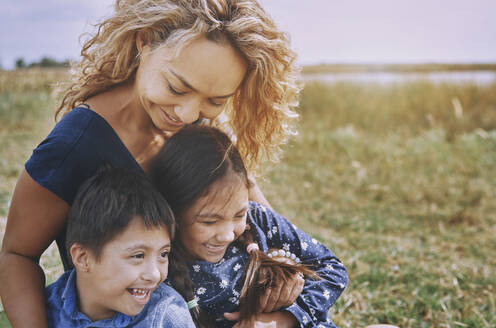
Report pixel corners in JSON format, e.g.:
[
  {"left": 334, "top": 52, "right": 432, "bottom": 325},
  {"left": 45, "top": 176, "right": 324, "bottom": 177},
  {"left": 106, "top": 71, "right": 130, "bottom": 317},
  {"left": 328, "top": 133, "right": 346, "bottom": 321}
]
[
  {"left": 235, "top": 213, "right": 247, "bottom": 220},
  {"left": 168, "top": 84, "right": 186, "bottom": 95},
  {"left": 131, "top": 253, "right": 144, "bottom": 259},
  {"left": 160, "top": 251, "right": 169, "bottom": 258},
  {"left": 209, "top": 99, "right": 225, "bottom": 107},
  {"left": 202, "top": 221, "right": 217, "bottom": 225}
]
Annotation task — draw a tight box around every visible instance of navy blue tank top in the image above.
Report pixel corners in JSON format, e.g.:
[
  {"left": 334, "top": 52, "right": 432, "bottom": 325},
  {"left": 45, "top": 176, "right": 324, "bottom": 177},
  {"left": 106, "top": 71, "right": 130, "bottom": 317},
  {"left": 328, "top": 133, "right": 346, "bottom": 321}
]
[{"left": 26, "top": 106, "right": 143, "bottom": 269}]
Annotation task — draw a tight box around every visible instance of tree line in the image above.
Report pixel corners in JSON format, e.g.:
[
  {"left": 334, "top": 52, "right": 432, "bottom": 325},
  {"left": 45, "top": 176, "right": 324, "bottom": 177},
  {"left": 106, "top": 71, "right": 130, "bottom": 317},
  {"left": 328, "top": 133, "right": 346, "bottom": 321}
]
[{"left": 15, "top": 57, "right": 70, "bottom": 69}]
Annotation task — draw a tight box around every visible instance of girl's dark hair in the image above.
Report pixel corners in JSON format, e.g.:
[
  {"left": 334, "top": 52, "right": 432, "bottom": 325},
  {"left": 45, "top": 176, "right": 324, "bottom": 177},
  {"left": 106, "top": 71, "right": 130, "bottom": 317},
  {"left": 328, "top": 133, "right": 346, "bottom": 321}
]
[
  {"left": 66, "top": 166, "right": 175, "bottom": 261},
  {"left": 150, "top": 125, "right": 317, "bottom": 324},
  {"left": 236, "top": 234, "right": 319, "bottom": 321}
]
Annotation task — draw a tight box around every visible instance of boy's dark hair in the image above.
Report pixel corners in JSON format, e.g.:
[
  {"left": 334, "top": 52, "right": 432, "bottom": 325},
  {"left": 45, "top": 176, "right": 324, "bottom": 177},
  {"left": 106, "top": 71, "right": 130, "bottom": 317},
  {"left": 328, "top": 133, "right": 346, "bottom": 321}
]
[{"left": 65, "top": 166, "right": 175, "bottom": 261}]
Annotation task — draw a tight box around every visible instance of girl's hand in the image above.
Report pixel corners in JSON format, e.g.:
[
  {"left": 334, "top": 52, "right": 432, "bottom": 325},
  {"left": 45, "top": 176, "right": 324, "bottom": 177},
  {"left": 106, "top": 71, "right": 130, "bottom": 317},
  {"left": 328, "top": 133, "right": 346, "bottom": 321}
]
[
  {"left": 258, "top": 250, "right": 305, "bottom": 312},
  {"left": 224, "top": 311, "right": 298, "bottom": 328}
]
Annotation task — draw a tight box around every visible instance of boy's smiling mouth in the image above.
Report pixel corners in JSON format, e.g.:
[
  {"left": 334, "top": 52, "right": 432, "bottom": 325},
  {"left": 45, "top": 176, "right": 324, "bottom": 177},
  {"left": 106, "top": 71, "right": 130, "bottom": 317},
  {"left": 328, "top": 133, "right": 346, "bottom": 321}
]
[{"left": 127, "top": 288, "right": 153, "bottom": 303}]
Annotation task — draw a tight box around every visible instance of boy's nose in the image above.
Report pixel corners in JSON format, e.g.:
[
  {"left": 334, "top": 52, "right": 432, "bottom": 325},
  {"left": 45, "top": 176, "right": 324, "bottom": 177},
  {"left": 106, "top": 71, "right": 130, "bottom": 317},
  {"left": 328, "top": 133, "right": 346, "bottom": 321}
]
[{"left": 142, "top": 260, "right": 164, "bottom": 283}]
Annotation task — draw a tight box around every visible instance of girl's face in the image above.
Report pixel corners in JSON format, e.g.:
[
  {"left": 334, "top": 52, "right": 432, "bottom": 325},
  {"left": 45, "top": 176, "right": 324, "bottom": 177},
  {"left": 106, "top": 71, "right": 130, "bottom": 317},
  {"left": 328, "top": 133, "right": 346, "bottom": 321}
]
[
  {"left": 134, "top": 36, "right": 247, "bottom": 135},
  {"left": 179, "top": 174, "right": 249, "bottom": 263}
]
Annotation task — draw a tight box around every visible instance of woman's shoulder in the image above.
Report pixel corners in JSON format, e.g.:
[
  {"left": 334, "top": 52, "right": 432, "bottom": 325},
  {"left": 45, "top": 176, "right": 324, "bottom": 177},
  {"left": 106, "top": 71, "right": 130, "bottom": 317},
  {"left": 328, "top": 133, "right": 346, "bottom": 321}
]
[
  {"left": 25, "top": 106, "right": 139, "bottom": 204},
  {"left": 28, "top": 106, "right": 104, "bottom": 156}
]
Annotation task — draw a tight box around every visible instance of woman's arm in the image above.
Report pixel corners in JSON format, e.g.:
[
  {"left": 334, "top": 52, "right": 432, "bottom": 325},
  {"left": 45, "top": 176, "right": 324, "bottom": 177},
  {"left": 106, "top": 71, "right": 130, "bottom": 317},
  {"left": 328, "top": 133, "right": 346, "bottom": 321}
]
[
  {"left": 0, "top": 170, "right": 70, "bottom": 327},
  {"left": 248, "top": 175, "right": 272, "bottom": 210}
]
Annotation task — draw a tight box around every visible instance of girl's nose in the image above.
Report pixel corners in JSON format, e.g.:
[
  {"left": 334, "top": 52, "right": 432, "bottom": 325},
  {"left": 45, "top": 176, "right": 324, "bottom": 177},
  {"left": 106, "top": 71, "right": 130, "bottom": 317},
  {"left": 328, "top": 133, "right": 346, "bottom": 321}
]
[{"left": 216, "top": 224, "right": 236, "bottom": 244}]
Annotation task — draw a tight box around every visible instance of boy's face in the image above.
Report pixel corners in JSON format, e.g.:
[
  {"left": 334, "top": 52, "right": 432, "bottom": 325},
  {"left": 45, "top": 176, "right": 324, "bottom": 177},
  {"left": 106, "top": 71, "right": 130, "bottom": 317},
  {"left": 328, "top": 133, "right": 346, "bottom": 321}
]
[{"left": 81, "top": 217, "right": 171, "bottom": 320}]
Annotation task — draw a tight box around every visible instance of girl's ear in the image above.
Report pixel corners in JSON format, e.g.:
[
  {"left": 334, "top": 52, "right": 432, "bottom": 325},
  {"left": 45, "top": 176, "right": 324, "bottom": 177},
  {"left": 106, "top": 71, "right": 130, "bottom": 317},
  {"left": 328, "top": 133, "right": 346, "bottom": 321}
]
[{"left": 70, "top": 243, "right": 91, "bottom": 273}]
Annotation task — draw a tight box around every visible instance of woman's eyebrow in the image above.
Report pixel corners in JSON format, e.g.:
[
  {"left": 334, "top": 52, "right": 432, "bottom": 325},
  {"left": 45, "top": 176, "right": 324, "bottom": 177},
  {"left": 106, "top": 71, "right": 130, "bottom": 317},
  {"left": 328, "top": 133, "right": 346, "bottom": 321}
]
[
  {"left": 169, "top": 69, "right": 235, "bottom": 98},
  {"left": 170, "top": 69, "right": 197, "bottom": 91}
]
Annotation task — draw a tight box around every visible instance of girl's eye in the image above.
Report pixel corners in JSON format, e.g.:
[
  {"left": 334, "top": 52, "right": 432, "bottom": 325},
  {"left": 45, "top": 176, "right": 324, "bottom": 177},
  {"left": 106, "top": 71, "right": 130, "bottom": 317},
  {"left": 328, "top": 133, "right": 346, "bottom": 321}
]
[
  {"left": 168, "top": 83, "right": 186, "bottom": 95},
  {"left": 131, "top": 253, "right": 144, "bottom": 259},
  {"left": 160, "top": 251, "right": 169, "bottom": 259}
]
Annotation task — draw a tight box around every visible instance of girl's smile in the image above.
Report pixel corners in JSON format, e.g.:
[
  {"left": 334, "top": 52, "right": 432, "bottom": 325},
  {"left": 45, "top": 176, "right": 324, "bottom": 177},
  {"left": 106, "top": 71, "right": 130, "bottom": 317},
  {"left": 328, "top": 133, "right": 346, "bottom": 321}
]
[{"left": 179, "top": 174, "right": 249, "bottom": 263}]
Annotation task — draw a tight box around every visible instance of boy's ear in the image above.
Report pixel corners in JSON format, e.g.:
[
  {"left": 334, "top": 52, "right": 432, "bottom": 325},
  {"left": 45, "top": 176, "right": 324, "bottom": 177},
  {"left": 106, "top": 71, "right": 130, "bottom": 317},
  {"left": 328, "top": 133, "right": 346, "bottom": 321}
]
[{"left": 70, "top": 243, "right": 91, "bottom": 272}]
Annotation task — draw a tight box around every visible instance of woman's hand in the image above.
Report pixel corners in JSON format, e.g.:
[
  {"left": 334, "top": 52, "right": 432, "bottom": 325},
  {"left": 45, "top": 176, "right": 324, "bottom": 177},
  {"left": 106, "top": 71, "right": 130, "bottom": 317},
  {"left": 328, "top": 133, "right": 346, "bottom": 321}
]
[{"left": 224, "top": 311, "right": 298, "bottom": 328}]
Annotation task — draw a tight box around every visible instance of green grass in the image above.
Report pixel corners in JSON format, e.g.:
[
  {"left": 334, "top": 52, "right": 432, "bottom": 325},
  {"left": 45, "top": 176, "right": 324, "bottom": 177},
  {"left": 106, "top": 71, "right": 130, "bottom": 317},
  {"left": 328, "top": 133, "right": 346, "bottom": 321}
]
[
  {"left": 258, "top": 80, "right": 496, "bottom": 327},
  {"left": 1, "top": 69, "right": 495, "bottom": 327}
]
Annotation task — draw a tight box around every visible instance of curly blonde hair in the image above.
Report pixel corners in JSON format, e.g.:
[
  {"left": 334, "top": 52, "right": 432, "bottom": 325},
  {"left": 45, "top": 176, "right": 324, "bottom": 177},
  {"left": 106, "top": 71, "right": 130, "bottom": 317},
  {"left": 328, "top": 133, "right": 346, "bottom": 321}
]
[{"left": 58, "top": 0, "right": 300, "bottom": 170}]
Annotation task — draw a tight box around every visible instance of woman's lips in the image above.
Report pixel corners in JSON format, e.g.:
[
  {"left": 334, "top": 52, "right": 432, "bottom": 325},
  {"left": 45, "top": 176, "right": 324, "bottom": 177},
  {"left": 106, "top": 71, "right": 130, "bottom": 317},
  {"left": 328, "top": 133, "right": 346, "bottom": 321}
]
[{"left": 160, "top": 107, "right": 184, "bottom": 127}]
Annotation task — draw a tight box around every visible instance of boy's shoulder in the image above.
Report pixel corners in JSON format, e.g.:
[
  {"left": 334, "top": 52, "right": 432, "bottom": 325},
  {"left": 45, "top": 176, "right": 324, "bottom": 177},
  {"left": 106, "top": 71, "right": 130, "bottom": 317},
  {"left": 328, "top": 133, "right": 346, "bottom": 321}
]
[
  {"left": 141, "top": 283, "right": 196, "bottom": 327},
  {"left": 153, "top": 282, "right": 185, "bottom": 299},
  {"left": 45, "top": 270, "right": 80, "bottom": 327},
  {"left": 45, "top": 269, "right": 74, "bottom": 301}
]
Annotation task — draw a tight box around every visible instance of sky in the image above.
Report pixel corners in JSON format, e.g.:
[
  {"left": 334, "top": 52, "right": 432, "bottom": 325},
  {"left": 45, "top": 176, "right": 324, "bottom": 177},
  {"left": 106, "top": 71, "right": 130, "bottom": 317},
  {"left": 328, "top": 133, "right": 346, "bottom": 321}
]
[{"left": 1, "top": 0, "right": 495, "bottom": 69}]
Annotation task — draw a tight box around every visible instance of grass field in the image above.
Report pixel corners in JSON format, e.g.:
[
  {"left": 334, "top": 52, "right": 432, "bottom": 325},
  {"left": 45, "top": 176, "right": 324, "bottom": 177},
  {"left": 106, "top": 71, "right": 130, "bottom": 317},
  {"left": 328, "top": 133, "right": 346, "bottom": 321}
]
[{"left": 1, "top": 69, "right": 495, "bottom": 327}]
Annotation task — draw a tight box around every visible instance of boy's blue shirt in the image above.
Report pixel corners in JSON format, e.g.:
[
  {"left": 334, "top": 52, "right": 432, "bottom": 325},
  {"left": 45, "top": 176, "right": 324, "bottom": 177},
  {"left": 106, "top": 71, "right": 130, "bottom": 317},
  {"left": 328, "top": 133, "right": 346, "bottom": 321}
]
[{"left": 45, "top": 269, "right": 195, "bottom": 328}]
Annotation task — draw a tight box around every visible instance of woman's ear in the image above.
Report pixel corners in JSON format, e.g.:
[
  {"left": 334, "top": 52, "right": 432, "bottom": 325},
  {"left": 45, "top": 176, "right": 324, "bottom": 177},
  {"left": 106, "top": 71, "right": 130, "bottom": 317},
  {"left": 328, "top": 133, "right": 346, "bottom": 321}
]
[
  {"left": 70, "top": 243, "right": 91, "bottom": 273},
  {"left": 136, "top": 31, "right": 149, "bottom": 54}
]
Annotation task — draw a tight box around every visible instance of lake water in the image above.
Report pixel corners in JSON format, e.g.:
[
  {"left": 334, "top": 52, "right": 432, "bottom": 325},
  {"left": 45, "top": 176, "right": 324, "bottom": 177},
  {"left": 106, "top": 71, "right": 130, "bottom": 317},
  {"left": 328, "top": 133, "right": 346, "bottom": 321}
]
[{"left": 303, "top": 71, "right": 496, "bottom": 85}]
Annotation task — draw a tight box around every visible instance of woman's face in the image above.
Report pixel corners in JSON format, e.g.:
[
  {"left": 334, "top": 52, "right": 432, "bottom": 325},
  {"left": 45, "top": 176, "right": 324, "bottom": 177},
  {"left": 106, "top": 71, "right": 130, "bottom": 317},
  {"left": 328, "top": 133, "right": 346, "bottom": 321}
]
[
  {"left": 134, "top": 36, "right": 247, "bottom": 135},
  {"left": 179, "top": 174, "right": 249, "bottom": 263}
]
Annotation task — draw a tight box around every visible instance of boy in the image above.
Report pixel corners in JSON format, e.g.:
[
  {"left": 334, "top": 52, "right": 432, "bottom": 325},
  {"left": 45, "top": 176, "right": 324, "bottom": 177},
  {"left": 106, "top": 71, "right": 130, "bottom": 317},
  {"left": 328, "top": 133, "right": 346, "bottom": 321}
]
[{"left": 45, "top": 167, "right": 195, "bottom": 327}]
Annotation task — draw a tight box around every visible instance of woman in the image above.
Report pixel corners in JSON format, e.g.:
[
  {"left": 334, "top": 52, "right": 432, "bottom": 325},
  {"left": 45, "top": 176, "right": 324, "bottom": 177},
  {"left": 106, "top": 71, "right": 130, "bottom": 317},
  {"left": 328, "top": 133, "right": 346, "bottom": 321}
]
[
  {"left": 0, "top": 0, "right": 300, "bottom": 326},
  {"left": 150, "top": 125, "right": 348, "bottom": 328}
]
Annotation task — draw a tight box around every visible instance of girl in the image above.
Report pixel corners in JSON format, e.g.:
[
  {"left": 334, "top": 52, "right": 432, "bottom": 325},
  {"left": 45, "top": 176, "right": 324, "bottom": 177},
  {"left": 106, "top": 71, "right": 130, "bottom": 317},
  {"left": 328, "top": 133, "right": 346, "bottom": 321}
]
[
  {"left": 150, "top": 125, "right": 348, "bottom": 328},
  {"left": 0, "top": 1, "right": 300, "bottom": 326}
]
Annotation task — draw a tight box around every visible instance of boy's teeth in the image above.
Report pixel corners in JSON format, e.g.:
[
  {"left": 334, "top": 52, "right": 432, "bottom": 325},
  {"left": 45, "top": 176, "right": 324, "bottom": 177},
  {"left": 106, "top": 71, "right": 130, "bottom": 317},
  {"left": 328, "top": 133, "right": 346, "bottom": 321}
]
[{"left": 131, "top": 288, "right": 148, "bottom": 299}]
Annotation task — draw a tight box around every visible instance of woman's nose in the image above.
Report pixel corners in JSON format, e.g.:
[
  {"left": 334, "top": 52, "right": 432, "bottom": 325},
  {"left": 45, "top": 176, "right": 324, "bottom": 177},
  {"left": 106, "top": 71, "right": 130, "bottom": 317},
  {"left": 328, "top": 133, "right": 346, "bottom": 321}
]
[{"left": 174, "top": 101, "right": 201, "bottom": 124}]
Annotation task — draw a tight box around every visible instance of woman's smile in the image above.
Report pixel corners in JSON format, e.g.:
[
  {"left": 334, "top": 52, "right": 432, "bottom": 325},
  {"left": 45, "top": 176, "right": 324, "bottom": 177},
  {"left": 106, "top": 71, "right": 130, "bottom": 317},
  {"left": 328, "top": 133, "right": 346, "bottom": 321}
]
[{"left": 159, "top": 106, "right": 184, "bottom": 127}]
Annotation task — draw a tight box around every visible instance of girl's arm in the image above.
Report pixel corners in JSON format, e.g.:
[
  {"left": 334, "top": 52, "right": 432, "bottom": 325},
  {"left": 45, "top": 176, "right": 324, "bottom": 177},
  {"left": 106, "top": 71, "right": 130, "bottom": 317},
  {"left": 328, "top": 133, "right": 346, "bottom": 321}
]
[
  {"left": 249, "top": 202, "right": 349, "bottom": 327},
  {"left": 0, "top": 170, "right": 70, "bottom": 327}
]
